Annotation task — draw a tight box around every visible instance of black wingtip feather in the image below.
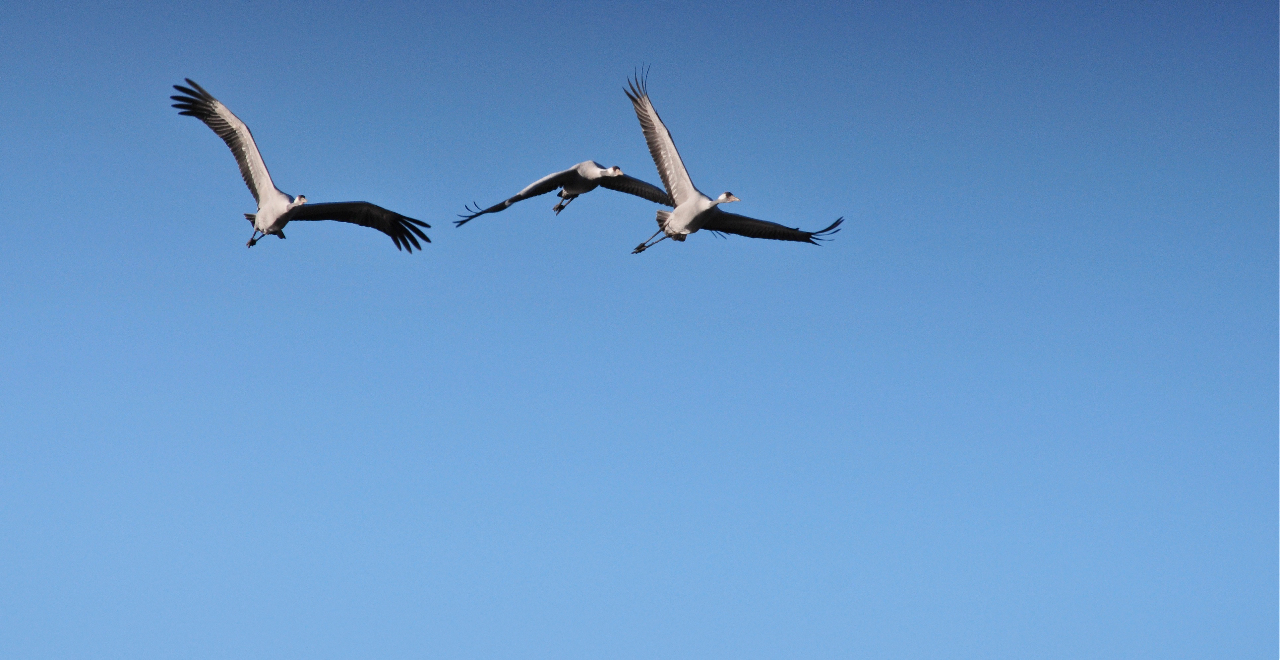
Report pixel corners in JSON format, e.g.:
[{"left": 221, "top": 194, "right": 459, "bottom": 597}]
[
  {"left": 171, "top": 80, "right": 217, "bottom": 108},
  {"left": 393, "top": 214, "right": 430, "bottom": 252},
  {"left": 184, "top": 79, "right": 214, "bottom": 99},
  {"left": 407, "top": 223, "right": 430, "bottom": 243},
  {"left": 455, "top": 202, "right": 485, "bottom": 226},
  {"left": 624, "top": 65, "right": 651, "bottom": 104},
  {"left": 808, "top": 218, "right": 845, "bottom": 244}
]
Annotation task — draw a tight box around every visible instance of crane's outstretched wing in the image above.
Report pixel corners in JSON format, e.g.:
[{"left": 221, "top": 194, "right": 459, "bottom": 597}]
[
  {"left": 171, "top": 79, "right": 276, "bottom": 203},
  {"left": 598, "top": 173, "right": 674, "bottom": 206},
  {"left": 456, "top": 168, "right": 578, "bottom": 226},
  {"left": 624, "top": 71, "right": 698, "bottom": 207},
  {"left": 283, "top": 202, "right": 431, "bottom": 252},
  {"left": 700, "top": 210, "right": 843, "bottom": 244}
]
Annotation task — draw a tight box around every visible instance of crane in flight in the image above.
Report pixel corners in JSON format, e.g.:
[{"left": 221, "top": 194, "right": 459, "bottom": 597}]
[
  {"left": 171, "top": 79, "right": 430, "bottom": 252},
  {"left": 456, "top": 161, "right": 672, "bottom": 226},
  {"left": 623, "top": 72, "right": 843, "bottom": 254}
]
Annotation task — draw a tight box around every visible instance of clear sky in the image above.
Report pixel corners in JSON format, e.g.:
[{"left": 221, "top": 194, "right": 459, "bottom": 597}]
[{"left": 0, "top": 1, "right": 1274, "bottom": 657}]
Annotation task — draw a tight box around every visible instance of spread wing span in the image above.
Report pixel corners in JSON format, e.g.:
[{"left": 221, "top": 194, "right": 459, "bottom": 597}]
[
  {"left": 171, "top": 79, "right": 275, "bottom": 203},
  {"left": 284, "top": 202, "right": 431, "bottom": 252},
  {"left": 599, "top": 174, "right": 674, "bottom": 206},
  {"left": 624, "top": 71, "right": 698, "bottom": 206},
  {"left": 700, "top": 210, "right": 843, "bottom": 244},
  {"left": 456, "top": 168, "right": 578, "bottom": 226}
]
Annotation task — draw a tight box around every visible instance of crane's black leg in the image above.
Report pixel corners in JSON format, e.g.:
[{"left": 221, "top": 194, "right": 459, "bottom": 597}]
[
  {"left": 632, "top": 229, "right": 666, "bottom": 254},
  {"left": 553, "top": 193, "right": 577, "bottom": 215},
  {"left": 247, "top": 229, "right": 261, "bottom": 247}
]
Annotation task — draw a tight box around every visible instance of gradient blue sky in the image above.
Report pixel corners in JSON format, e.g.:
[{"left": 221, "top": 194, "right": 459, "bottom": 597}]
[{"left": 0, "top": 1, "right": 1274, "bottom": 657}]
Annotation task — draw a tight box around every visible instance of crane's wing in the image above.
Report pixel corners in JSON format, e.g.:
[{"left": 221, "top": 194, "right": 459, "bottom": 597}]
[
  {"left": 171, "top": 79, "right": 276, "bottom": 203},
  {"left": 598, "top": 173, "right": 674, "bottom": 206},
  {"left": 455, "top": 168, "right": 578, "bottom": 226},
  {"left": 700, "top": 210, "right": 843, "bottom": 244},
  {"left": 624, "top": 71, "right": 698, "bottom": 207},
  {"left": 283, "top": 202, "right": 431, "bottom": 252}
]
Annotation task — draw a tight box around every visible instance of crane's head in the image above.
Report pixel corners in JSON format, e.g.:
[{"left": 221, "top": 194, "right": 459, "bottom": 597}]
[
  {"left": 605, "top": 166, "right": 623, "bottom": 177},
  {"left": 716, "top": 192, "right": 741, "bottom": 204},
  {"left": 290, "top": 194, "right": 308, "bottom": 208}
]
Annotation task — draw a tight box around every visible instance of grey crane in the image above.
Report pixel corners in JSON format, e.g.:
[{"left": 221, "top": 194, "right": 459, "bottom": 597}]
[
  {"left": 456, "top": 161, "right": 672, "bottom": 226},
  {"left": 623, "top": 73, "right": 843, "bottom": 254},
  {"left": 171, "top": 79, "right": 429, "bottom": 252}
]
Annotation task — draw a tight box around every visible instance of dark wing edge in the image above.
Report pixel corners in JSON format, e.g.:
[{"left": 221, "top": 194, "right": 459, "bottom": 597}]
[
  {"left": 455, "top": 169, "right": 577, "bottom": 226},
  {"left": 284, "top": 202, "right": 432, "bottom": 252},
  {"left": 455, "top": 200, "right": 510, "bottom": 227},
  {"left": 170, "top": 78, "right": 264, "bottom": 203},
  {"left": 598, "top": 173, "right": 674, "bottom": 206},
  {"left": 700, "top": 211, "right": 844, "bottom": 244}
]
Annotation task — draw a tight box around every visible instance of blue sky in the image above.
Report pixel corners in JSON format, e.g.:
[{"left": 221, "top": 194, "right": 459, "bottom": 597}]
[{"left": 0, "top": 1, "right": 1274, "bottom": 657}]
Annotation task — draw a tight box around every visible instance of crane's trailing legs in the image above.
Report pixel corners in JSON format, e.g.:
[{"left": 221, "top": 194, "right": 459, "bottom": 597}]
[
  {"left": 552, "top": 192, "right": 578, "bottom": 214},
  {"left": 632, "top": 229, "right": 668, "bottom": 254},
  {"left": 246, "top": 229, "right": 285, "bottom": 247}
]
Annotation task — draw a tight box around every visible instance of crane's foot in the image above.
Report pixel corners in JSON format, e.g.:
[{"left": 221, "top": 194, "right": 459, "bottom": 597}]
[
  {"left": 632, "top": 229, "right": 665, "bottom": 254},
  {"left": 552, "top": 195, "right": 576, "bottom": 215}
]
